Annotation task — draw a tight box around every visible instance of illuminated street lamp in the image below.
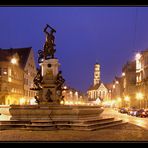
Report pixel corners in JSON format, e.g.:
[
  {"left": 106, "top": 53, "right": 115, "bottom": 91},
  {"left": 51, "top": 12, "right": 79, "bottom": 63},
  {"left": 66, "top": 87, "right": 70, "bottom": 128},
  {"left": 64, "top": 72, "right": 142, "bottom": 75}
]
[
  {"left": 122, "top": 72, "right": 125, "bottom": 77},
  {"left": 136, "top": 92, "right": 144, "bottom": 108},
  {"left": 63, "top": 86, "right": 67, "bottom": 90},
  {"left": 135, "top": 53, "right": 141, "bottom": 60},
  {"left": 11, "top": 58, "right": 17, "bottom": 65},
  {"left": 115, "top": 81, "right": 119, "bottom": 84},
  {"left": 124, "top": 96, "right": 130, "bottom": 108}
]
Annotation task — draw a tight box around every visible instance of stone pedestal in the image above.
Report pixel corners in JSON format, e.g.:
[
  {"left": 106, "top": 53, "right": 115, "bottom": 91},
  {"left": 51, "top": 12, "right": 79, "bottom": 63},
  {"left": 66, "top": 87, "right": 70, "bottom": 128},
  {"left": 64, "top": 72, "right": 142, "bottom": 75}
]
[
  {"left": 41, "top": 58, "right": 60, "bottom": 79},
  {"left": 38, "top": 58, "right": 61, "bottom": 104}
]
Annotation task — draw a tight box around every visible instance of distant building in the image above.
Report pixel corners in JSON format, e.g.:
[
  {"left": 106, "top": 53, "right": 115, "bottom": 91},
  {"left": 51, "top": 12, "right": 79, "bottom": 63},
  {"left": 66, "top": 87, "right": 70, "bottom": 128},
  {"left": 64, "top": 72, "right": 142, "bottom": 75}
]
[
  {"left": 62, "top": 86, "right": 85, "bottom": 105},
  {"left": 87, "top": 82, "right": 110, "bottom": 101},
  {"left": 0, "top": 47, "right": 37, "bottom": 105},
  {"left": 122, "top": 60, "right": 136, "bottom": 108},
  {"left": 87, "top": 63, "right": 111, "bottom": 102}
]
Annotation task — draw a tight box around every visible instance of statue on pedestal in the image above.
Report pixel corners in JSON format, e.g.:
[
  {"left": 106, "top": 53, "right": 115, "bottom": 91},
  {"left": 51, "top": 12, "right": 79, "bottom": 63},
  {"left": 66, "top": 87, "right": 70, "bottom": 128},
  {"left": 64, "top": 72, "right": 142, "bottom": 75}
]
[
  {"left": 43, "top": 24, "right": 56, "bottom": 59},
  {"left": 31, "top": 24, "right": 65, "bottom": 104}
]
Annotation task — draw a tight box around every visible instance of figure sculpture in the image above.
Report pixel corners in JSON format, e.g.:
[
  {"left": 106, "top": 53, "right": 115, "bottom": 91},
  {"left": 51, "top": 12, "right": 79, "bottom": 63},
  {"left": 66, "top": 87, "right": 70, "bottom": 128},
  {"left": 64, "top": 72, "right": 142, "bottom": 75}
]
[
  {"left": 46, "top": 89, "right": 53, "bottom": 102},
  {"left": 38, "top": 50, "right": 44, "bottom": 63},
  {"left": 43, "top": 24, "right": 56, "bottom": 59},
  {"left": 33, "top": 68, "right": 43, "bottom": 90},
  {"left": 55, "top": 71, "right": 65, "bottom": 102}
]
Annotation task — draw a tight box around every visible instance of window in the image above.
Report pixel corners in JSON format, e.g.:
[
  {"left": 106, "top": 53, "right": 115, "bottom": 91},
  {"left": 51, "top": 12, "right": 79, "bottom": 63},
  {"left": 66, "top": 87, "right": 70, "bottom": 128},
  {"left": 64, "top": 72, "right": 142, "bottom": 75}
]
[
  {"left": 0, "top": 68, "right": 2, "bottom": 76},
  {"left": 3, "top": 68, "right": 8, "bottom": 75},
  {"left": 99, "top": 91, "right": 101, "bottom": 97}
]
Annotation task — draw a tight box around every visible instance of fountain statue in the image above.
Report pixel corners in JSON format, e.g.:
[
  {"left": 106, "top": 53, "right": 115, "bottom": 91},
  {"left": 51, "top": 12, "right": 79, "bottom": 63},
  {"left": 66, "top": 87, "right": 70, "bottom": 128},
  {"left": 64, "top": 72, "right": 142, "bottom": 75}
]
[
  {"left": 31, "top": 24, "right": 65, "bottom": 104},
  {"left": 0, "top": 24, "right": 105, "bottom": 131}
]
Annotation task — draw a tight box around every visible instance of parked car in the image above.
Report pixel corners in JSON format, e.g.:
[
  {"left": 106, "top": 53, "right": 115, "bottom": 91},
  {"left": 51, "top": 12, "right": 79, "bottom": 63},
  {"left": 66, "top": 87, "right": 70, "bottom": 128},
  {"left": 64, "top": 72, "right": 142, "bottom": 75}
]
[
  {"left": 118, "top": 108, "right": 128, "bottom": 114},
  {"left": 135, "top": 109, "right": 148, "bottom": 118},
  {"left": 127, "top": 107, "right": 138, "bottom": 116}
]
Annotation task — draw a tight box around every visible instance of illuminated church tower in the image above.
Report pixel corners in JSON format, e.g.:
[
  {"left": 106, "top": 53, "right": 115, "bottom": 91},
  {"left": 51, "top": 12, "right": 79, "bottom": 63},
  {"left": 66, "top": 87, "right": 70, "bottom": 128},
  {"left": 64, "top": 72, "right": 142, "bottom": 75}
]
[{"left": 93, "top": 63, "right": 100, "bottom": 86}]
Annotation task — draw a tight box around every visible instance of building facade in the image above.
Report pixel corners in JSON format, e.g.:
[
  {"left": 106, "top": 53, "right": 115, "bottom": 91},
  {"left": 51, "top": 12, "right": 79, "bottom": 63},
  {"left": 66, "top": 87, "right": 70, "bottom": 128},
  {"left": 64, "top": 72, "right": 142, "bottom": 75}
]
[
  {"left": 135, "top": 50, "right": 148, "bottom": 108},
  {"left": 0, "top": 47, "right": 37, "bottom": 105},
  {"left": 62, "top": 86, "right": 85, "bottom": 105},
  {"left": 122, "top": 61, "right": 136, "bottom": 108}
]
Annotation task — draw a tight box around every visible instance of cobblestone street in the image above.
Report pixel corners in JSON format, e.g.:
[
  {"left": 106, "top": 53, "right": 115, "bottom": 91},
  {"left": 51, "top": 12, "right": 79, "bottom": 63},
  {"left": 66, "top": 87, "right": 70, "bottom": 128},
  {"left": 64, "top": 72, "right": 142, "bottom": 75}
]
[{"left": 0, "top": 123, "right": 148, "bottom": 142}]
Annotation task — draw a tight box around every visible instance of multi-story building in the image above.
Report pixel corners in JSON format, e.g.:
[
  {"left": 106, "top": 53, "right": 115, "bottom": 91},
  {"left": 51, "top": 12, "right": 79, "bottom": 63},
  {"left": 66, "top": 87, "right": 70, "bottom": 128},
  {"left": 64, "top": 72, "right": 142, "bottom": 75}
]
[
  {"left": 135, "top": 49, "right": 148, "bottom": 108},
  {"left": 0, "top": 47, "right": 37, "bottom": 105},
  {"left": 110, "top": 76, "right": 123, "bottom": 107},
  {"left": 122, "top": 60, "right": 136, "bottom": 108},
  {"left": 62, "top": 86, "right": 85, "bottom": 105}
]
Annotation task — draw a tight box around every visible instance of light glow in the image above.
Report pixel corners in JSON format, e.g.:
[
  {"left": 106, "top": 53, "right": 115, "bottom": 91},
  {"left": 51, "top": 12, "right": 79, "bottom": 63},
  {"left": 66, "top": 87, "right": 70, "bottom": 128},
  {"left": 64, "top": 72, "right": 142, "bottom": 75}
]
[
  {"left": 135, "top": 53, "right": 141, "bottom": 60},
  {"left": 11, "top": 58, "right": 17, "bottom": 65},
  {"left": 124, "top": 96, "right": 130, "bottom": 102},
  {"left": 60, "top": 100, "right": 64, "bottom": 105},
  {"left": 30, "top": 98, "right": 37, "bottom": 105},
  {"left": 136, "top": 92, "right": 144, "bottom": 100},
  {"left": 19, "top": 98, "right": 26, "bottom": 105},
  {"left": 122, "top": 72, "right": 125, "bottom": 76},
  {"left": 115, "top": 81, "right": 119, "bottom": 84}
]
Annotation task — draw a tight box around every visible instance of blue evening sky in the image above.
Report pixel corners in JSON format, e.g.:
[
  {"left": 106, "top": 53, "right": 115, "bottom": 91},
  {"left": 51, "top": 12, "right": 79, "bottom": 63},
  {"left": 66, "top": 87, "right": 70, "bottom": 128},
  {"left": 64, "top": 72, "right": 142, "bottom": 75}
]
[{"left": 0, "top": 7, "right": 148, "bottom": 92}]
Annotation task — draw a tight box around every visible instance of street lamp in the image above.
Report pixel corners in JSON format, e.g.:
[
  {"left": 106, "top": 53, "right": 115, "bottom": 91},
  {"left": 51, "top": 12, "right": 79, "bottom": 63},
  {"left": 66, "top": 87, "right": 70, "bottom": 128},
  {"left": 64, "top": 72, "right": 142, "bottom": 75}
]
[
  {"left": 135, "top": 53, "right": 141, "bottom": 61},
  {"left": 124, "top": 96, "right": 130, "bottom": 108},
  {"left": 122, "top": 72, "right": 125, "bottom": 77},
  {"left": 136, "top": 92, "right": 144, "bottom": 109},
  {"left": 11, "top": 58, "right": 17, "bottom": 65}
]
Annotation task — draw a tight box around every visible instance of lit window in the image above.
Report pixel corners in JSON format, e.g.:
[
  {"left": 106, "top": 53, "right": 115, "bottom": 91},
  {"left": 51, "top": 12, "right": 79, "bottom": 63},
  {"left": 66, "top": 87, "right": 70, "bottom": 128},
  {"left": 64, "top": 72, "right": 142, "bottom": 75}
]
[{"left": 3, "top": 68, "right": 8, "bottom": 75}]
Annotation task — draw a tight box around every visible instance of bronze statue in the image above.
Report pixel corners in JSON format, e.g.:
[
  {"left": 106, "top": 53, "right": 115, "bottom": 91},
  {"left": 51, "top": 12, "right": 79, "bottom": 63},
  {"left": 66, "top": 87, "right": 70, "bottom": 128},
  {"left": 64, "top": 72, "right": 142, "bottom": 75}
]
[
  {"left": 33, "top": 68, "right": 43, "bottom": 90},
  {"left": 55, "top": 71, "right": 65, "bottom": 90},
  {"left": 43, "top": 24, "right": 56, "bottom": 59},
  {"left": 38, "top": 50, "right": 44, "bottom": 63},
  {"left": 35, "top": 95, "right": 40, "bottom": 104},
  {"left": 55, "top": 71, "right": 65, "bottom": 101},
  {"left": 46, "top": 89, "right": 53, "bottom": 102}
]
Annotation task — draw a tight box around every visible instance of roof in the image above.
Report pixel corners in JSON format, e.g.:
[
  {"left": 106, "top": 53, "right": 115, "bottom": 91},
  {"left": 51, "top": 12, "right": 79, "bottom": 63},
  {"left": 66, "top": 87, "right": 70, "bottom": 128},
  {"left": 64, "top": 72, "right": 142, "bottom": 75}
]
[
  {"left": 0, "top": 47, "right": 32, "bottom": 68},
  {"left": 88, "top": 82, "right": 102, "bottom": 91},
  {"left": 104, "top": 83, "right": 113, "bottom": 90}
]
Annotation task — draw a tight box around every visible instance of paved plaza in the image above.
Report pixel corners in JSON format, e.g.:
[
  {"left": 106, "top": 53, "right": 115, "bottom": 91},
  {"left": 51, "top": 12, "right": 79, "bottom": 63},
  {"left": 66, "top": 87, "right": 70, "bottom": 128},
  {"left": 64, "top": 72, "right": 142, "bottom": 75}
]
[
  {"left": 0, "top": 123, "right": 148, "bottom": 142},
  {"left": 0, "top": 108, "right": 148, "bottom": 142}
]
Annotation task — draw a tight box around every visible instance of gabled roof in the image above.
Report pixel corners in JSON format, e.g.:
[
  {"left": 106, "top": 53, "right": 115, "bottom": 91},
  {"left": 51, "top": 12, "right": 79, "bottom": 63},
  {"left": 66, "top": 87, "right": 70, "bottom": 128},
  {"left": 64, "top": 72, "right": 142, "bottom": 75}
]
[
  {"left": 88, "top": 82, "right": 101, "bottom": 91},
  {"left": 88, "top": 81, "right": 109, "bottom": 91},
  {"left": 0, "top": 47, "right": 32, "bottom": 68},
  {"left": 104, "top": 83, "right": 113, "bottom": 90}
]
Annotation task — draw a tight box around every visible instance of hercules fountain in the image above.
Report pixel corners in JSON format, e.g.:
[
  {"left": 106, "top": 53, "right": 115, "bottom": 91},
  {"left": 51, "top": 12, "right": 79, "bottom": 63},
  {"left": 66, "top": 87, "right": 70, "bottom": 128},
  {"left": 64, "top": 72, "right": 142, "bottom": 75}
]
[{"left": 0, "top": 24, "right": 125, "bottom": 131}]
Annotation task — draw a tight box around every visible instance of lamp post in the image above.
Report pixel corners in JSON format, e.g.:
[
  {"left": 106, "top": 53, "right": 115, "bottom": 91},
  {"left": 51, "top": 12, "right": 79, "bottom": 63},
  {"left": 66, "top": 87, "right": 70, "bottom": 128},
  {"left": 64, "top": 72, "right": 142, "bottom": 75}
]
[{"left": 136, "top": 92, "right": 144, "bottom": 109}]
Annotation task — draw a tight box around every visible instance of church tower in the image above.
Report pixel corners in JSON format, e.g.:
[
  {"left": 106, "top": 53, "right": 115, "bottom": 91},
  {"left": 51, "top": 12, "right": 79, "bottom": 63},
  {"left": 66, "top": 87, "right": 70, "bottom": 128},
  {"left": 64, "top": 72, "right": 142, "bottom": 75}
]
[{"left": 93, "top": 63, "right": 100, "bottom": 86}]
